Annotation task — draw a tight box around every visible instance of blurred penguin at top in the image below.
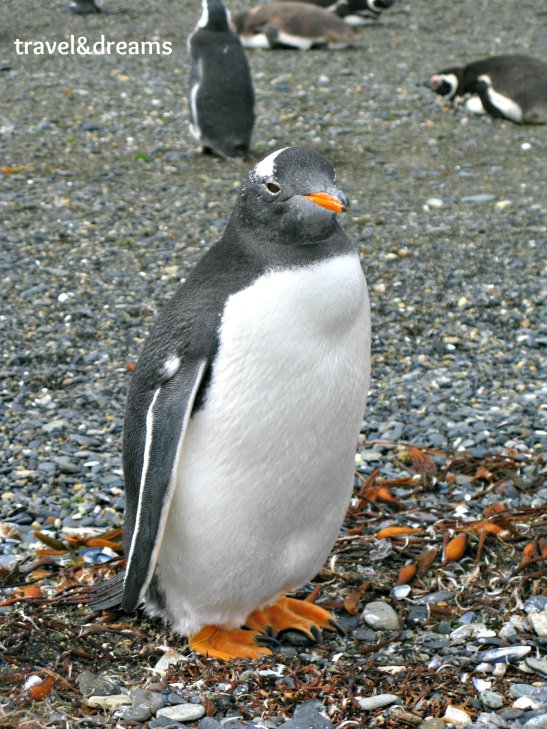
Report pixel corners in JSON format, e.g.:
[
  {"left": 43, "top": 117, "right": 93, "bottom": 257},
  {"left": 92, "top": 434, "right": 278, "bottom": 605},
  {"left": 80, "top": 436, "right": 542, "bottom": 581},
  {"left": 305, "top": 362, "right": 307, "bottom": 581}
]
[
  {"left": 188, "top": 0, "right": 255, "bottom": 159},
  {"left": 293, "top": 0, "right": 395, "bottom": 26},
  {"left": 70, "top": 0, "right": 102, "bottom": 14},
  {"left": 425, "top": 55, "right": 547, "bottom": 125}
]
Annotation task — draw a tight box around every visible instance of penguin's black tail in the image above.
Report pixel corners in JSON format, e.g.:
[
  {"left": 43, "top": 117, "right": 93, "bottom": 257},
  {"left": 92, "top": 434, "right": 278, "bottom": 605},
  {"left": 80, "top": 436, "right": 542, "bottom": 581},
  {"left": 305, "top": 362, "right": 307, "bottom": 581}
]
[{"left": 87, "top": 570, "right": 125, "bottom": 611}]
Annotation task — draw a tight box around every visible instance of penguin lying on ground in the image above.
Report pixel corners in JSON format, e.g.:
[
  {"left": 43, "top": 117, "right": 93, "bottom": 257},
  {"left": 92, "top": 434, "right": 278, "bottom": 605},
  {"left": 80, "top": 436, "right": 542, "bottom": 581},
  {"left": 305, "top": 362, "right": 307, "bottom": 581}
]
[
  {"left": 90, "top": 147, "right": 371, "bottom": 660},
  {"left": 188, "top": 0, "right": 255, "bottom": 157},
  {"left": 233, "top": 2, "right": 358, "bottom": 50},
  {"left": 288, "top": 0, "right": 395, "bottom": 26},
  {"left": 425, "top": 54, "right": 547, "bottom": 124},
  {"left": 70, "top": 0, "right": 101, "bottom": 13}
]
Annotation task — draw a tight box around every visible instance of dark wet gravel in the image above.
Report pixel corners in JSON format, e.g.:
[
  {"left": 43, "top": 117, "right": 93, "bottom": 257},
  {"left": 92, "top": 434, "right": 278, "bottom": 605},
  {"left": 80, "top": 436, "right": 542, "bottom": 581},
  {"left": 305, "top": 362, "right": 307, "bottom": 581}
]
[{"left": 0, "top": 0, "right": 546, "bottom": 727}]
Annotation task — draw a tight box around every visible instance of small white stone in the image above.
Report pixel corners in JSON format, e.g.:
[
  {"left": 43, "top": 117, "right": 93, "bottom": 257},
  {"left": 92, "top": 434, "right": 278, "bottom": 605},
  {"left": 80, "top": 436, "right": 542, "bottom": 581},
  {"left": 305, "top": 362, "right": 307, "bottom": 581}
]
[
  {"left": 355, "top": 694, "right": 401, "bottom": 710},
  {"left": 392, "top": 584, "right": 411, "bottom": 600},
  {"left": 529, "top": 608, "right": 547, "bottom": 638},
  {"left": 362, "top": 601, "right": 400, "bottom": 631},
  {"left": 444, "top": 705, "right": 472, "bottom": 724},
  {"left": 87, "top": 695, "right": 132, "bottom": 711},
  {"left": 513, "top": 696, "right": 541, "bottom": 710},
  {"left": 156, "top": 704, "right": 206, "bottom": 722},
  {"left": 492, "top": 662, "right": 507, "bottom": 678},
  {"left": 426, "top": 197, "right": 444, "bottom": 208},
  {"left": 521, "top": 142, "right": 531, "bottom": 150},
  {"left": 472, "top": 678, "right": 492, "bottom": 691}
]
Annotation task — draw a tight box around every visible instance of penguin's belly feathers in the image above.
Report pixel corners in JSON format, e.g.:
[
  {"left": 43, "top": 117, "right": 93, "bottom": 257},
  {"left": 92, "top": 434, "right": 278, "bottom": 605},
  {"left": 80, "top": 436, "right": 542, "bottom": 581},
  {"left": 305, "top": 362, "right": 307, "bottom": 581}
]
[{"left": 153, "top": 253, "right": 370, "bottom": 635}]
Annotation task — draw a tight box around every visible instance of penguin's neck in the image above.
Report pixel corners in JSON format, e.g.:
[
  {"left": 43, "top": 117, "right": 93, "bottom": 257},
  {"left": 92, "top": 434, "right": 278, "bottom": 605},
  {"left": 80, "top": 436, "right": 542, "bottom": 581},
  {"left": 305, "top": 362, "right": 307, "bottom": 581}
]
[{"left": 224, "top": 214, "right": 355, "bottom": 271}]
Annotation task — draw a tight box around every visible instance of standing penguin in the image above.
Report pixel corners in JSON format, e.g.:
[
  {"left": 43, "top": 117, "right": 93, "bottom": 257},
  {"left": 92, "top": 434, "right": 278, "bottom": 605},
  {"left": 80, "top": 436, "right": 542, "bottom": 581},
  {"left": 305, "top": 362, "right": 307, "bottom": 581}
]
[
  {"left": 91, "top": 147, "right": 371, "bottom": 660},
  {"left": 425, "top": 55, "right": 547, "bottom": 124},
  {"left": 188, "top": 0, "right": 255, "bottom": 158}
]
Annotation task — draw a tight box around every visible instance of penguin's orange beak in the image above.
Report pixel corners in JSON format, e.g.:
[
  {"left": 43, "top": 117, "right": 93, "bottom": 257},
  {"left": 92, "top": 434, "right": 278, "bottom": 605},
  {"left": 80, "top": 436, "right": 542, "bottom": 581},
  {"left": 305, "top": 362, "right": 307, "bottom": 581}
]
[{"left": 304, "top": 191, "right": 348, "bottom": 213}]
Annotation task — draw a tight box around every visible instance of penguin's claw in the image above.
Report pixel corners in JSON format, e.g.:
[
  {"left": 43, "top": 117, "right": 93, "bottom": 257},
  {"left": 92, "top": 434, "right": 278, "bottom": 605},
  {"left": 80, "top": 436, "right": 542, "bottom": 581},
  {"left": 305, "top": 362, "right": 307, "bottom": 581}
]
[
  {"left": 188, "top": 625, "right": 273, "bottom": 660},
  {"left": 245, "top": 596, "right": 341, "bottom": 644}
]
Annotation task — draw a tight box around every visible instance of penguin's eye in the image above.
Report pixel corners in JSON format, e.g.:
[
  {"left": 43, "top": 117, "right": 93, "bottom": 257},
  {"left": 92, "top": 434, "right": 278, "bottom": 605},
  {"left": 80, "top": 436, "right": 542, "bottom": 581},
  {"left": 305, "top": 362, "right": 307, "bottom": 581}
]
[{"left": 265, "top": 182, "right": 281, "bottom": 195}]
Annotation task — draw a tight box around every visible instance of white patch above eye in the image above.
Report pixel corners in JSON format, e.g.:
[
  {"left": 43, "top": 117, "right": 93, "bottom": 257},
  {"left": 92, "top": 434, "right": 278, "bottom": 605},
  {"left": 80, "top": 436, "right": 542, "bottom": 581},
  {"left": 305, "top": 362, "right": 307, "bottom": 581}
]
[
  {"left": 163, "top": 356, "right": 181, "bottom": 379},
  {"left": 477, "top": 74, "right": 523, "bottom": 122},
  {"left": 252, "top": 147, "right": 289, "bottom": 180}
]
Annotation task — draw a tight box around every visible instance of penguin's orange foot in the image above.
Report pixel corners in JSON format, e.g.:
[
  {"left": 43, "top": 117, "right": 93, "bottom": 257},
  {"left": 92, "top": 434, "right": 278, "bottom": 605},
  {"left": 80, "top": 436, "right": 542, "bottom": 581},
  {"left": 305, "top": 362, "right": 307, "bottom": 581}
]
[
  {"left": 188, "top": 625, "right": 274, "bottom": 660},
  {"left": 245, "top": 596, "right": 344, "bottom": 644}
]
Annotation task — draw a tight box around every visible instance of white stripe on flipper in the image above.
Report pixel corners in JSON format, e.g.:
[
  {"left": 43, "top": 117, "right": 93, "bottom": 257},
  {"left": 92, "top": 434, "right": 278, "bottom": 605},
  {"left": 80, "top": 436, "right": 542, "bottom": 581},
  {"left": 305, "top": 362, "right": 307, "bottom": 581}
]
[
  {"left": 478, "top": 74, "right": 523, "bottom": 122},
  {"left": 137, "top": 360, "right": 208, "bottom": 605},
  {"left": 125, "top": 386, "right": 161, "bottom": 590},
  {"left": 125, "top": 361, "right": 208, "bottom": 606}
]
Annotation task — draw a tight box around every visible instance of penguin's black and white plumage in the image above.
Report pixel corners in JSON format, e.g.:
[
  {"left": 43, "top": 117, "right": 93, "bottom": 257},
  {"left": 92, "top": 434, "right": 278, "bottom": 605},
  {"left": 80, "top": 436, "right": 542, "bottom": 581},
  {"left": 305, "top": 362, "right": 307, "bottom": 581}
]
[
  {"left": 233, "top": 2, "right": 357, "bottom": 50},
  {"left": 425, "top": 55, "right": 547, "bottom": 124},
  {"left": 70, "top": 0, "right": 102, "bottom": 14},
  {"left": 188, "top": 0, "right": 255, "bottom": 158},
  {"left": 288, "top": 0, "right": 395, "bottom": 26},
  {"left": 90, "top": 147, "right": 371, "bottom": 660}
]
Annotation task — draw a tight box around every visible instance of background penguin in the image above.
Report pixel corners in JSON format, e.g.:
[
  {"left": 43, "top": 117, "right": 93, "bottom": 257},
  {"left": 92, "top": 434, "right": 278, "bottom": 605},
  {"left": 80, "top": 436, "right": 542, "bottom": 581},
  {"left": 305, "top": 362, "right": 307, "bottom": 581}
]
[
  {"left": 90, "top": 146, "right": 371, "bottom": 660},
  {"left": 233, "top": 2, "right": 358, "bottom": 50},
  {"left": 70, "top": 0, "right": 102, "bottom": 13},
  {"left": 188, "top": 0, "right": 255, "bottom": 158},
  {"left": 425, "top": 54, "right": 547, "bottom": 124},
  {"left": 287, "top": 0, "right": 396, "bottom": 26}
]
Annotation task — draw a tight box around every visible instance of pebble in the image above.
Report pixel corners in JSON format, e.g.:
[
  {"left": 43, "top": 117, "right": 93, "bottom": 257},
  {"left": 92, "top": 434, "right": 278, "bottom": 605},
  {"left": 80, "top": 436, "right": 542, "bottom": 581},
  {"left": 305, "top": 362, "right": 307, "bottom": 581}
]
[
  {"left": 197, "top": 720, "right": 223, "bottom": 729},
  {"left": 525, "top": 657, "right": 547, "bottom": 676},
  {"left": 510, "top": 684, "right": 539, "bottom": 698},
  {"left": 529, "top": 609, "right": 547, "bottom": 638},
  {"left": 361, "top": 601, "right": 400, "bottom": 631},
  {"left": 268, "top": 701, "right": 334, "bottom": 729},
  {"left": 443, "top": 705, "right": 472, "bottom": 724},
  {"left": 525, "top": 597, "right": 547, "bottom": 614},
  {"left": 461, "top": 194, "right": 496, "bottom": 204},
  {"left": 476, "top": 646, "right": 532, "bottom": 664},
  {"left": 416, "top": 592, "right": 455, "bottom": 605},
  {"left": 87, "top": 695, "right": 132, "bottom": 711},
  {"left": 156, "top": 704, "right": 206, "bottom": 723},
  {"left": 418, "top": 720, "right": 447, "bottom": 729},
  {"left": 123, "top": 689, "right": 165, "bottom": 722},
  {"left": 355, "top": 694, "right": 402, "bottom": 710},
  {"left": 149, "top": 718, "right": 185, "bottom": 729},
  {"left": 480, "top": 690, "right": 504, "bottom": 709},
  {"left": 513, "top": 696, "right": 542, "bottom": 710},
  {"left": 77, "top": 671, "right": 119, "bottom": 697}
]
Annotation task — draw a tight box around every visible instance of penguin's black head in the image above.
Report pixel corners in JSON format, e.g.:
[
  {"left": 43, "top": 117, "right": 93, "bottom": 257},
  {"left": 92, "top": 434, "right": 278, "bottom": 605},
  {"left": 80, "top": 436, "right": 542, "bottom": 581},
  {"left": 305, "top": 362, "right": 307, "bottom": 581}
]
[
  {"left": 235, "top": 146, "right": 349, "bottom": 244},
  {"left": 198, "top": 0, "right": 230, "bottom": 32},
  {"left": 424, "top": 67, "right": 463, "bottom": 99}
]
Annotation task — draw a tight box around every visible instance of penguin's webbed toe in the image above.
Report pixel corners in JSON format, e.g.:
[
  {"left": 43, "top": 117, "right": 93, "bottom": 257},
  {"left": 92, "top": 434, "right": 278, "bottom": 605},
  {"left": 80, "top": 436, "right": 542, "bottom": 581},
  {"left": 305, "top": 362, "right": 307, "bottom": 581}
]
[
  {"left": 245, "top": 596, "right": 344, "bottom": 643},
  {"left": 188, "top": 625, "right": 274, "bottom": 660}
]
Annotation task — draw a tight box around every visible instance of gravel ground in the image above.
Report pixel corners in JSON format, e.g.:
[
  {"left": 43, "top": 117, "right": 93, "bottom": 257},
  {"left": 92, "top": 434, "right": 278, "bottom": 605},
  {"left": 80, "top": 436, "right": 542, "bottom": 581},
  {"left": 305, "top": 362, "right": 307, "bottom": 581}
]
[{"left": 0, "top": 0, "right": 546, "bottom": 727}]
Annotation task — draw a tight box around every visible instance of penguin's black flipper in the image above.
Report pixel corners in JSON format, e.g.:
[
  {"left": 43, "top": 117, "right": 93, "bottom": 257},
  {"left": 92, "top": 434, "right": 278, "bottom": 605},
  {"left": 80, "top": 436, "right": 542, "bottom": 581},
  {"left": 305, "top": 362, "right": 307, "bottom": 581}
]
[
  {"left": 88, "top": 570, "right": 126, "bottom": 611},
  {"left": 122, "top": 359, "right": 209, "bottom": 613}
]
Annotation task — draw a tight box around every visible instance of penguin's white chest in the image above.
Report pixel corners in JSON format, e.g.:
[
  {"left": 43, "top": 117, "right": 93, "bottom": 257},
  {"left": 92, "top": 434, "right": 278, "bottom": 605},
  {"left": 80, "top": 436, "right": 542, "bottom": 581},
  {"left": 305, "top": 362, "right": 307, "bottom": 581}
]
[{"left": 155, "top": 253, "right": 370, "bottom": 635}]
